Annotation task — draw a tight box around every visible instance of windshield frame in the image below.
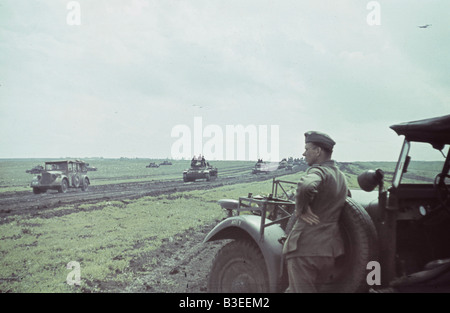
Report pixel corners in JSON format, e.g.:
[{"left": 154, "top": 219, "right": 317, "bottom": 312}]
[{"left": 392, "top": 139, "right": 411, "bottom": 188}]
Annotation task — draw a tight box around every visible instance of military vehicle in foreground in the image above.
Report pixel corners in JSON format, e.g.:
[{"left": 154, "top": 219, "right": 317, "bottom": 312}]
[
  {"left": 30, "top": 160, "right": 90, "bottom": 194},
  {"left": 204, "top": 114, "right": 450, "bottom": 292},
  {"left": 183, "top": 158, "right": 218, "bottom": 182}
]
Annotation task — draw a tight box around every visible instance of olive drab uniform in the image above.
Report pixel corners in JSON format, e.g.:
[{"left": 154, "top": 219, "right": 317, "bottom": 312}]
[{"left": 283, "top": 160, "right": 348, "bottom": 292}]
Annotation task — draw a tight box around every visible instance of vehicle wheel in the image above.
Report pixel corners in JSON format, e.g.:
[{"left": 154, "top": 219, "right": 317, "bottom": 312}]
[
  {"left": 207, "top": 240, "right": 269, "bottom": 293},
  {"left": 320, "top": 197, "right": 378, "bottom": 293},
  {"left": 205, "top": 173, "right": 211, "bottom": 181},
  {"left": 81, "top": 178, "right": 89, "bottom": 191},
  {"left": 33, "top": 187, "right": 41, "bottom": 194},
  {"left": 58, "top": 179, "right": 68, "bottom": 193}
]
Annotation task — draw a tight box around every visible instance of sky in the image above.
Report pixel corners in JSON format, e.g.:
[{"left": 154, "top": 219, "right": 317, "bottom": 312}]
[{"left": 0, "top": 0, "right": 449, "bottom": 161}]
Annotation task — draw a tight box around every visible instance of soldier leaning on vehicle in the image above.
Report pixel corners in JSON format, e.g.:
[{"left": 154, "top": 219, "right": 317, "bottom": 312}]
[{"left": 283, "top": 131, "right": 348, "bottom": 293}]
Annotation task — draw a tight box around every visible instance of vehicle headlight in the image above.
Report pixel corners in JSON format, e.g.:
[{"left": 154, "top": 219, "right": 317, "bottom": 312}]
[{"left": 357, "top": 169, "right": 384, "bottom": 192}]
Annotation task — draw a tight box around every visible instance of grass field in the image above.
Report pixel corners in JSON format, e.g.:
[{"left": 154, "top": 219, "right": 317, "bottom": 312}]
[{"left": 0, "top": 158, "right": 445, "bottom": 292}]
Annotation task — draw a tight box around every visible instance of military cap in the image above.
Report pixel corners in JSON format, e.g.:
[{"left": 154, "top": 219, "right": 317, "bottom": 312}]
[{"left": 304, "top": 131, "right": 336, "bottom": 151}]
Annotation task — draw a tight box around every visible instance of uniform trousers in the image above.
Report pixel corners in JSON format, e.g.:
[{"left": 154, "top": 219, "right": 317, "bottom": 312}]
[{"left": 285, "top": 256, "right": 335, "bottom": 293}]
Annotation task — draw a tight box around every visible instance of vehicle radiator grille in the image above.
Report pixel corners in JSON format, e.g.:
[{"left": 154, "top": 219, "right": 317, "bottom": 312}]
[{"left": 41, "top": 172, "right": 53, "bottom": 184}]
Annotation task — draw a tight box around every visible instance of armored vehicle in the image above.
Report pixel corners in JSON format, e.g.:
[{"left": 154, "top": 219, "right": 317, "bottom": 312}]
[
  {"left": 86, "top": 163, "right": 97, "bottom": 171},
  {"left": 160, "top": 160, "right": 173, "bottom": 166},
  {"left": 252, "top": 161, "right": 269, "bottom": 174},
  {"left": 146, "top": 162, "right": 160, "bottom": 168},
  {"left": 204, "top": 114, "right": 450, "bottom": 293},
  {"left": 26, "top": 165, "right": 44, "bottom": 174},
  {"left": 278, "top": 158, "right": 288, "bottom": 169},
  {"left": 293, "top": 158, "right": 304, "bottom": 166},
  {"left": 183, "top": 159, "right": 218, "bottom": 182},
  {"left": 30, "top": 160, "right": 90, "bottom": 194}
]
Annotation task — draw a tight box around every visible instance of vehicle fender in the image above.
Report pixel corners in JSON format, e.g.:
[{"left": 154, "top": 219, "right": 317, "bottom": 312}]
[
  {"left": 204, "top": 215, "right": 286, "bottom": 292},
  {"left": 49, "top": 175, "right": 62, "bottom": 184},
  {"left": 30, "top": 177, "right": 40, "bottom": 187}
]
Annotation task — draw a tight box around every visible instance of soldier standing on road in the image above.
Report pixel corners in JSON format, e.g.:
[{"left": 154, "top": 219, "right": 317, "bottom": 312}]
[{"left": 283, "top": 131, "right": 348, "bottom": 293}]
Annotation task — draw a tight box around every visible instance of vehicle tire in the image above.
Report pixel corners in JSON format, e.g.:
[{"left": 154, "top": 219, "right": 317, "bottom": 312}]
[
  {"left": 183, "top": 173, "right": 188, "bottom": 182},
  {"left": 33, "top": 187, "right": 41, "bottom": 194},
  {"left": 81, "top": 178, "right": 89, "bottom": 191},
  {"left": 283, "top": 197, "right": 378, "bottom": 293},
  {"left": 59, "top": 179, "right": 68, "bottom": 193},
  {"left": 207, "top": 240, "right": 269, "bottom": 293},
  {"left": 205, "top": 173, "right": 211, "bottom": 181},
  {"left": 321, "top": 197, "right": 378, "bottom": 293}
]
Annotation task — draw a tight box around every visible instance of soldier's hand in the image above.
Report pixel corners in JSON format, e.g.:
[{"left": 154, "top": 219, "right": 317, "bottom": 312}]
[{"left": 300, "top": 206, "right": 320, "bottom": 225}]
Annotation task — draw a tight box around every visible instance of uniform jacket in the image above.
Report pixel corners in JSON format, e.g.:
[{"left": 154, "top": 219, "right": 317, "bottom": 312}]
[{"left": 283, "top": 160, "right": 348, "bottom": 258}]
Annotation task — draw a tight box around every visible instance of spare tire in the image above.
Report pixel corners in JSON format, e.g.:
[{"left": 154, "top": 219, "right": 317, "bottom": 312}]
[
  {"left": 72, "top": 175, "right": 80, "bottom": 188},
  {"left": 283, "top": 197, "right": 378, "bottom": 293},
  {"left": 320, "top": 197, "right": 379, "bottom": 293}
]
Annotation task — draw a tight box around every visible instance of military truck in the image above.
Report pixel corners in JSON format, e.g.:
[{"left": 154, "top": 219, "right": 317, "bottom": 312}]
[
  {"left": 204, "top": 114, "right": 450, "bottom": 293},
  {"left": 30, "top": 160, "right": 90, "bottom": 194},
  {"left": 183, "top": 158, "right": 218, "bottom": 182}
]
